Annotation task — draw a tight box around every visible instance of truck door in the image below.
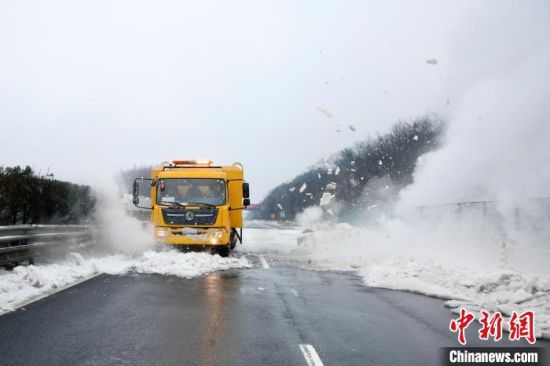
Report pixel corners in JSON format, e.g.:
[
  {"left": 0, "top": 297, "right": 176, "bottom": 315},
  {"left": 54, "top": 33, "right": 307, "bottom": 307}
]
[{"left": 227, "top": 180, "right": 244, "bottom": 227}]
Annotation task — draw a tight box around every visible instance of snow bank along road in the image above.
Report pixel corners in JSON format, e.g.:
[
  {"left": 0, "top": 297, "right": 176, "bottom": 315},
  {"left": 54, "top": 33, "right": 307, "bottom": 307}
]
[{"left": 0, "top": 259, "right": 546, "bottom": 365}]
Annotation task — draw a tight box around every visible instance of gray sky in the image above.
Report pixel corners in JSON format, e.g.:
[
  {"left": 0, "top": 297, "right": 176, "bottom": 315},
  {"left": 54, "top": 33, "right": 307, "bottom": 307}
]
[
  {"left": 400, "top": 1, "right": 550, "bottom": 206},
  {"left": 1, "top": 0, "right": 536, "bottom": 200}
]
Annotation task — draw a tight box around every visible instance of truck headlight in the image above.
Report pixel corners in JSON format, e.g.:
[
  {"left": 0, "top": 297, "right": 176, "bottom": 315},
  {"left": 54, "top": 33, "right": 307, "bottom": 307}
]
[
  {"left": 156, "top": 228, "right": 170, "bottom": 238},
  {"left": 209, "top": 229, "right": 224, "bottom": 239}
]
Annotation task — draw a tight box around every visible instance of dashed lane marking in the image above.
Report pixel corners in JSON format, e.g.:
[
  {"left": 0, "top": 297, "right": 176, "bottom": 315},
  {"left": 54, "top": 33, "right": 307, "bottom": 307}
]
[
  {"left": 299, "top": 344, "right": 324, "bottom": 366},
  {"left": 259, "top": 255, "right": 270, "bottom": 269}
]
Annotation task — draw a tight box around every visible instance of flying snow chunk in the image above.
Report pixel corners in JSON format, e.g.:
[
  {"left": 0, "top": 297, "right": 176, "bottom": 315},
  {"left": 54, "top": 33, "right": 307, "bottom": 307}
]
[
  {"left": 426, "top": 58, "right": 438, "bottom": 65},
  {"left": 299, "top": 183, "right": 307, "bottom": 193},
  {"left": 335, "top": 166, "right": 341, "bottom": 175},
  {"left": 277, "top": 203, "right": 283, "bottom": 210},
  {"left": 289, "top": 187, "right": 296, "bottom": 192},
  {"left": 378, "top": 160, "right": 383, "bottom": 166},
  {"left": 320, "top": 192, "right": 334, "bottom": 207},
  {"left": 317, "top": 172, "right": 321, "bottom": 179},
  {"left": 327, "top": 168, "right": 333, "bottom": 175},
  {"left": 316, "top": 107, "right": 333, "bottom": 118},
  {"left": 326, "top": 182, "right": 337, "bottom": 190},
  {"left": 413, "top": 135, "right": 419, "bottom": 141}
]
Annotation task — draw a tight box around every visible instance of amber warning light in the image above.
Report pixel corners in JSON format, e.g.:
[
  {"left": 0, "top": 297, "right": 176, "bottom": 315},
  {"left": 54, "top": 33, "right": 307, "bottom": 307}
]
[{"left": 172, "top": 160, "right": 213, "bottom": 165}]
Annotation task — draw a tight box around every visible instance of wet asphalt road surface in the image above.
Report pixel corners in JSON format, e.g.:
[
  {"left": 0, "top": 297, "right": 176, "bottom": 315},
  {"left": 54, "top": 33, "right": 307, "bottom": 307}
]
[{"left": 0, "top": 255, "right": 547, "bottom": 366}]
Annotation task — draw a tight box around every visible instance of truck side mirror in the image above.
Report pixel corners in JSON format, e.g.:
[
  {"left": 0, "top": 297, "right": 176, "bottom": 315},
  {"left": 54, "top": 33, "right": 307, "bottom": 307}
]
[
  {"left": 243, "top": 198, "right": 250, "bottom": 207},
  {"left": 133, "top": 181, "right": 140, "bottom": 205},
  {"left": 242, "top": 182, "right": 250, "bottom": 199},
  {"left": 133, "top": 177, "right": 154, "bottom": 209}
]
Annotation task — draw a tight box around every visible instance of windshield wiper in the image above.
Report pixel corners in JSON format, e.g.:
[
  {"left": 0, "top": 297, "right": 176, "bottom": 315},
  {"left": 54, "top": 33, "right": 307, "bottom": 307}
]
[
  {"left": 158, "top": 200, "right": 186, "bottom": 208},
  {"left": 159, "top": 200, "right": 217, "bottom": 209},
  {"left": 184, "top": 202, "right": 217, "bottom": 208}
]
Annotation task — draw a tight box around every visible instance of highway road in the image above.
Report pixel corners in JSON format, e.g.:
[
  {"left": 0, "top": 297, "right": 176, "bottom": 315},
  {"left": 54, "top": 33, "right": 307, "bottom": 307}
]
[{"left": 0, "top": 244, "right": 547, "bottom": 365}]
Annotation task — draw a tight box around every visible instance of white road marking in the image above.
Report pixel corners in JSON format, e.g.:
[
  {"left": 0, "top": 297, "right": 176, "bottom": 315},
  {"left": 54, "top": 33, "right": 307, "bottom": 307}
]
[
  {"left": 291, "top": 289, "right": 300, "bottom": 297},
  {"left": 259, "top": 255, "right": 270, "bottom": 269},
  {"left": 0, "top": 272, "right": 103, "bottom": 317},
  {"left": 299, "top": 344, "right": 324, "bottom": 366}
]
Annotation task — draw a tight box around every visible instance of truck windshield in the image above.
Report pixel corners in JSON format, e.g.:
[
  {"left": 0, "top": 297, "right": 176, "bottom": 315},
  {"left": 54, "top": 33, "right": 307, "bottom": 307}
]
[{"left": 156, "top": 178, "right": 226, "bottom": 206}]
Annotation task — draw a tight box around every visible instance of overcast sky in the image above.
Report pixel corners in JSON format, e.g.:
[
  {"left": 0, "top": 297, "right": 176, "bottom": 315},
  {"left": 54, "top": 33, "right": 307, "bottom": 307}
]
[{"left": 1, "top": 0, "right": 541, "bottom": 200}]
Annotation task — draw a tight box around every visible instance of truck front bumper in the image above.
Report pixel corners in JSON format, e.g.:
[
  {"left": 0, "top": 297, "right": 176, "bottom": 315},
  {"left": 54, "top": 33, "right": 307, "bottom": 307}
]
[{"left": 155, "top": 227, "right": 229, "bottom": 246}]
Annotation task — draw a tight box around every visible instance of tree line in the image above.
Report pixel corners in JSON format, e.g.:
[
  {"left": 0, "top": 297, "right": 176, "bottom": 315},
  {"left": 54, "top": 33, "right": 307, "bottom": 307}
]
[
  {"left": 0, "top": 166, "right": 96, "bottom": 225},
  {"left": 259, "top": 116, "right": 444, "bottom": 221}
]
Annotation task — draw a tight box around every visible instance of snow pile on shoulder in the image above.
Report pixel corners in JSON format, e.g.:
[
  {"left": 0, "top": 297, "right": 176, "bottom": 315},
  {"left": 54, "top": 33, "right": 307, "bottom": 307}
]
[
  {"left": 0, "top": 253, "right": 97, "bottom": 314},
  {"left": 255, "top": 221, "right": 550, "bottom": 340},
  {"left": 361, "top": 259, "right": 550, "bottom": 339},
  {"left": 0, "top": 251, "right": 251, "bottom": 314}
]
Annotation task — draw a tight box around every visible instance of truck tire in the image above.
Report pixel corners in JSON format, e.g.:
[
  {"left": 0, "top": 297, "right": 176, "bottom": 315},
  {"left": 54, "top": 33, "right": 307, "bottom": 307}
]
[{"left": 217, "top": 246, "right": 230, "bottom": 257}]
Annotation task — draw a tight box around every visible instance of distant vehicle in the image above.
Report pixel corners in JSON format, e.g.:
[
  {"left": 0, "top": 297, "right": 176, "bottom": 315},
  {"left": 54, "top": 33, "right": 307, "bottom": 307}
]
[{"left": 133, "top": 160, "right": 250, "bottom": 256}]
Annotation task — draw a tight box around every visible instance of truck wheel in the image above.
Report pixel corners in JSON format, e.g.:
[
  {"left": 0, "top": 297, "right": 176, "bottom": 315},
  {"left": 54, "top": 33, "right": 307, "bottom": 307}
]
[{"left": 217, "top": 246, "right": 230, "bottom": 257}]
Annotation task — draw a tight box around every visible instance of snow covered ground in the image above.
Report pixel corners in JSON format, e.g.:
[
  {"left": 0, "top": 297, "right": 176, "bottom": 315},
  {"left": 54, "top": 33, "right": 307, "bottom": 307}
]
[
  {"left": 1, "top": 218, "right": 548, "bottom": 341},
  {"left": 241, "top": 222, "right": 550, "bottom": 340},
  {"left": 0, "top": 250, "right": 251, "bottom": 314}
]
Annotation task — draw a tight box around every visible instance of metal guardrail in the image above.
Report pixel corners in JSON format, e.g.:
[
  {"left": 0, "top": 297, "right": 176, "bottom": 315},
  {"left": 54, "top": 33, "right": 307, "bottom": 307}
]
[
  {"left": 414, "top": 197, "right": 550, "bottom": 244},
  {"left": 0, "top": 225, "right": 94, "bottom": 266}
]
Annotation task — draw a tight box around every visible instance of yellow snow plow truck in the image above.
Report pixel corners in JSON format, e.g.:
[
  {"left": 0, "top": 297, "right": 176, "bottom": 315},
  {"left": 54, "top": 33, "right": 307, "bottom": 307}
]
[{"left": 132, "top": 160, "right": 250, "bottom": 256}]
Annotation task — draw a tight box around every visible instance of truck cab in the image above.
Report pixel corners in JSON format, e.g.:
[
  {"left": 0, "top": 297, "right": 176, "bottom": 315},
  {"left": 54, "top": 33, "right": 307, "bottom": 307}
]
[{"left": 133, "top": 160, "right": 250, "bottom": 256}]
